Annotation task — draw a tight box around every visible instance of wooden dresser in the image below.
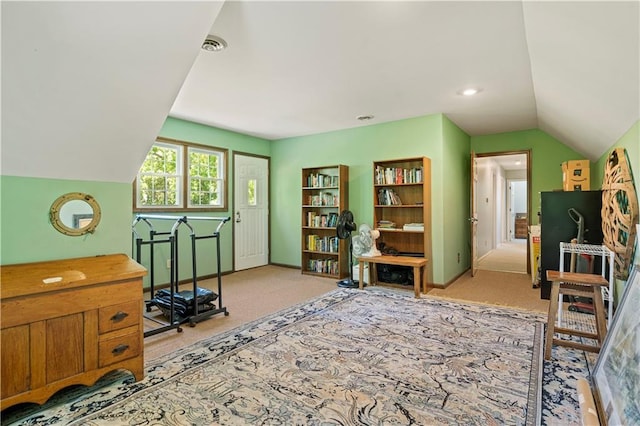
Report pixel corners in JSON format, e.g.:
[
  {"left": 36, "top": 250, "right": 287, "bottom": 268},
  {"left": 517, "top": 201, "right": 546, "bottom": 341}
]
[
  {"left": 0, "top": 253, "right": 147, "bottom": 410},
  {"left": 515, "top": 216, "right": 528, "bottom": 239}
]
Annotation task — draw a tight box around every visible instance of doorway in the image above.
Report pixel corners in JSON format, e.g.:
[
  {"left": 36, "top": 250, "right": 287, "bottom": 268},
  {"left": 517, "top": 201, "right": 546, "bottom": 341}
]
[
  {"left": 472, "top": 151, "right": 530, "bottom": 274},
  {"left": 233, "top": 153, "right": 269, "bottom": 271}
]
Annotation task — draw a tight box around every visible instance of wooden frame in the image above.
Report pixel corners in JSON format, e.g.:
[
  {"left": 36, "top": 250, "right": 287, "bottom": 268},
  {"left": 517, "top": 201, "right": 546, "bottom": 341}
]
[
  {"left": 474, "top": 149, "right": 532, "bottom": 274},
  {"left": 50, "top": 192, "right": 101, "bottom": 236},
  {"left": 592, "top": 262, "right": 640, "bottom": 425},
  {"left": 133, "top": 137, "right": 229, "bottom": 213},
  {"left": 301, "top": 165, "right": 349, "bottom": 279}
]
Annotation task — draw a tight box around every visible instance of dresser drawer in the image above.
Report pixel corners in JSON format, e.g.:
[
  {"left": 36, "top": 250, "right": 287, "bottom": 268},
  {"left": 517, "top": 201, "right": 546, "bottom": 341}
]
[
  {"left": 99, "top": 327, "right": 141, "bottom": 368},
  {"left": 99, "top": 300, "right": 140, "bottom": 334}
]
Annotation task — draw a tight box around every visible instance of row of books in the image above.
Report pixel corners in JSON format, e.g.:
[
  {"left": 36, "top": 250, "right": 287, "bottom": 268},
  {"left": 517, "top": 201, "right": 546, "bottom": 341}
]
[
  {"left": 376, "top": 220, "right": 424, "bottom": 231},
  {"left": 306, "top": 192, "right": 339, "bottom": 207},
  {"left": 377, "top": 188, "right": 402, "bottom": 205},
  {"left": 375, "top": 166, "right": 423, "bottom": 185},
  {"left": 307, "top": 258, "right": 339, "bottom": 275},
  {"left": 307, "top": 212, "right": 338, "bottom": 228},
  {"left": 306, "top": 235, "right": 339, "bottom": 252},
  {"left": 306, "top": 173, "right": 339, "bottom": 188}
]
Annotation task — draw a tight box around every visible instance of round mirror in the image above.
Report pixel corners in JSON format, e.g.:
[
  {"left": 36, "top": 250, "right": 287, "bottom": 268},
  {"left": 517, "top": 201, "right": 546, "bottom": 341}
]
[{"left": 50, "top": 193, "right": 101, "bottom": 236}]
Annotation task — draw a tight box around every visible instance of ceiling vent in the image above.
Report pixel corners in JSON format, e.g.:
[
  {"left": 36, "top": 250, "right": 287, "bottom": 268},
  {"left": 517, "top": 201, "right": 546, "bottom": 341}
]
[{"left": 202, "top": 35, "right": 227, "bottom": 52}]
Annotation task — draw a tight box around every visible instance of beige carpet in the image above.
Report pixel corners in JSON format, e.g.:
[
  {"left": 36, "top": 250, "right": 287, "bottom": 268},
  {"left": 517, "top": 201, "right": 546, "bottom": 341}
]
[
  {"left": 477, "top": 240, "right": 527, "bottom": 273},
  {"left": 144, "top": 264, "right": 547, "bottom": 360},
  {"left": 428, "top": 269, "right": 548, "bottom": 313},
  {"left": 143, "top": 266, "right": 336, "bottom": 360}
]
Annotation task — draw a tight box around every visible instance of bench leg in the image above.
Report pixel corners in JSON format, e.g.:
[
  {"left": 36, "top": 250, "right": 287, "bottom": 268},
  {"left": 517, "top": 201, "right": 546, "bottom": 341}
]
[
  {"left": 413, "top": 266, "right": 421, "bottom": 298},
  {"left": 592, "top": 288, "right": 607, "bottom": 346},
  {"left": 545, "top": 281, "right": 561, "bottom": 360},
  {"left": 358, "top": 260, "right": 365, "bottom": 290}
]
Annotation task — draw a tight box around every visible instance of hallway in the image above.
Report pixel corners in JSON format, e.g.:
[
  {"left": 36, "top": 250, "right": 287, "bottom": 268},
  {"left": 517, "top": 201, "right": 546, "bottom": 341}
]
[{"left": 477, "top": 239, "right": 527, "bottom": 274}]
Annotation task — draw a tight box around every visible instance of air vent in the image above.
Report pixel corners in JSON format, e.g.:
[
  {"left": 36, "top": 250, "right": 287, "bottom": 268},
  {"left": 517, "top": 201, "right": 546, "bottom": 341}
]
[{"left": 202, "top": 35, "right": 227, "bottom": 52}]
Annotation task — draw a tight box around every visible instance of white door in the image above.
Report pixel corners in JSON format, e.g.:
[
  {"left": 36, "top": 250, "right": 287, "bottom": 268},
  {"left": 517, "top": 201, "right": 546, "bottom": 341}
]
[{"left": 234, "top": 154, "right": 269, "bottom": 270}]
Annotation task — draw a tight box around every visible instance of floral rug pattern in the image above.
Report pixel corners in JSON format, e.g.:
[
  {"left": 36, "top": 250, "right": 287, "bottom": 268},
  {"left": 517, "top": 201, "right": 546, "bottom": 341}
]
[{"left": 3, "top": 288, "right": 587, "bottom": 425}]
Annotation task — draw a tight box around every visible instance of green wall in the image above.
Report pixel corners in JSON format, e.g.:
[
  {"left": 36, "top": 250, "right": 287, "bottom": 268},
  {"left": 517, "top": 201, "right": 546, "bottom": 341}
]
[
  {"left": 0, "top": 176, "right": 132, "bottom": 265},
  {"left": 0, "top": 117, "right": 271, "bottom": 291},
  {"left": 593, "top": 120, "right": 639, "bottom": 189},
  {"left": 442, "top": 116, "right": 472, "bottom": 281},
  {"left": 594, "top": 120, "right": 640, "bottom": 301},
  {"left": 471, "top": 129, "right": 586, "bottom": 222},
  {"left": 3, "top": 114, "right": 616, "bottom": 292},
  {"left": 270, "top": 114, "right": 455, "bottom": 284}
]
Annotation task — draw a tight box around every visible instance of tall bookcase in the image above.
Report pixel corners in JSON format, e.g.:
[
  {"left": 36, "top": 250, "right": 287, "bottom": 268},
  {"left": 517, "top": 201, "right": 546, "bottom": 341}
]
[
  {"left": 301, "top": 165, "right": 349, "bottom": 278},
  {"left": 373, "top": 157, "right": 432, "bottom": 282}
]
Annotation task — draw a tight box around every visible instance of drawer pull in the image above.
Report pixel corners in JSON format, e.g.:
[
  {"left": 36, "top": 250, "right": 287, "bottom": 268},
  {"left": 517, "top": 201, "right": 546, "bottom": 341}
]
[
  {"left": 110, "top": 311, "right": 129, "bottom": 322},
  {"left": 112, "top": 344, "right": 130, "bottom": 355}
]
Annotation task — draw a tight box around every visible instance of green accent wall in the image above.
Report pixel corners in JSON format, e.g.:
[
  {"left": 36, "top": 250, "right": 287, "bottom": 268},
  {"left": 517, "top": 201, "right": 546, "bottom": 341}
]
[
  {"left": 270, "top": 114, "right": 456, "bottom": 284},
  {"left": 160, "top": 118, "right": 271, "bottom": 157},
  {"left": 594, "top": 120, "right": 639, "bottom": 190},
  {"left": 0, "top": 176, "right": 132, "bottom": 265},
  {"left": 442, "top": 116, "right": 471, "bottom": 281},
  {"left": 471, "top": 129, "right": 586, "bottom": 222},
  {"left": 594, "top": 119, "right": 640, "bottom": 301},
  {"left": 0, "top": 117, "right": 271, "bottom": 291},
  {"left": 5, "top": 114, "right": 628, "bottom": 293}
]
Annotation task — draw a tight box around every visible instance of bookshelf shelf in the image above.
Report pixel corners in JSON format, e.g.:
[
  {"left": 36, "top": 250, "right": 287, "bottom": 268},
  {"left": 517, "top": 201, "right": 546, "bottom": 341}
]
[
  {"left": 377, "top": 229, "right": 424, "bottom": 233},
  {"left": 374, "top": 205, "right": 423, "bottom": 208},
  {"left": 302, "top": 250, "right": 340, "bottom": 255},
  {"left": 301, "top": 165, "right": 349, "bottom": 279},
  {"left": 372, "top": 157, "right": 432, "bottom": 284}
]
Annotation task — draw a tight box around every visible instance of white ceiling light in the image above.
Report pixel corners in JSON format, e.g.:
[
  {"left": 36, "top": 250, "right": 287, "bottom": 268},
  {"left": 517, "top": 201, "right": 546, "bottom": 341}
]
[
  {"left": 202, "top": 35, "right": 227, "bottom": 52},
  {"left": 458, "top": 88, "right": 482, "bottom": 96}
]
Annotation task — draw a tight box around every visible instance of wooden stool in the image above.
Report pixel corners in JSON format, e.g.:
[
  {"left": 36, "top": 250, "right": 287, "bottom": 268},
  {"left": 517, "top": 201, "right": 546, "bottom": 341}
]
[{"left": 544, "top": 270, "right": 609, "bottom": 360}]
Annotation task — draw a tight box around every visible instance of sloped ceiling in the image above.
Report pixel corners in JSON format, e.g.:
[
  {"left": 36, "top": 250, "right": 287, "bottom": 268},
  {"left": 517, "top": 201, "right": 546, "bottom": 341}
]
[
  {"left": 1, "top": 1, "right": 224, "bottom": 183},
  {"left": 2, "top": 1, "right": 638, "bottom": 184}
]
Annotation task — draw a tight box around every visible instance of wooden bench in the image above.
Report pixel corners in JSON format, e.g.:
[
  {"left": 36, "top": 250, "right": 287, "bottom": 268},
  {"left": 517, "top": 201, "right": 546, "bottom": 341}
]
[{"left": 357, "top": 255, "right": 428, "bottom": 298}]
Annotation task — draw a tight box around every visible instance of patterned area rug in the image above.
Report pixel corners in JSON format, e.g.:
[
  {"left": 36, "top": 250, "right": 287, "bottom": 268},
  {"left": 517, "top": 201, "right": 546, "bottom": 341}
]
[{"left": 4, "top": 288, "right": 556, "bottom": 425}]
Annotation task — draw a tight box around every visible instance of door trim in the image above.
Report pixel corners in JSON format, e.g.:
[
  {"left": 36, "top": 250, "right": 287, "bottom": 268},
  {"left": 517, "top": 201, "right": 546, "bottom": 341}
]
[{"left": 474, "top": 149, "right": 532, "bottom": 274}]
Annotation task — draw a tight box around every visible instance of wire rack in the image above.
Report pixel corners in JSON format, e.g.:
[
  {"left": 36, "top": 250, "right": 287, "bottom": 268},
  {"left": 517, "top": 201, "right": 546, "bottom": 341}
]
[{"left": 559, "top": 242, "right": 615, "bottom": 324}]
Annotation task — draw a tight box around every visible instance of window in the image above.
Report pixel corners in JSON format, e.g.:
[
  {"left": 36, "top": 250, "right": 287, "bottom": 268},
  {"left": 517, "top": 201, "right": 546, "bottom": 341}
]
[
  {"left": 247, "top": 179, "right": 257, "bottom": 206},
  {"left": 134, "top": 138, "right": 227, "bottom": 211}
]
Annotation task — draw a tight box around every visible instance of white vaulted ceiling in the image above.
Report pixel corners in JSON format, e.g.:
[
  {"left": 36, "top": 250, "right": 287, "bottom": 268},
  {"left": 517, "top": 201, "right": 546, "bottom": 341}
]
[{"left": 2, "top": 1, "right": 638, "bottom": 183}]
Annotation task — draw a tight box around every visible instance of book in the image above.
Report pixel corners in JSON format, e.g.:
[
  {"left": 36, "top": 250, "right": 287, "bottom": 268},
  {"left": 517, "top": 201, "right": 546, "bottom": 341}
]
[
  {"left": 377, "top": 220, "right": 396, "bottom": 229},
  {"left": 403, "top": 223, "right": 424, "bottom": 231}
]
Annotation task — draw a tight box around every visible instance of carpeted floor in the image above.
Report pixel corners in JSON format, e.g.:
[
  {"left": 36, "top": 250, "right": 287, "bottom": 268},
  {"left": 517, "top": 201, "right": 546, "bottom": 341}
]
[
  {"left": 1, "top": 266, "right": 590, "bottom": 425},
  {"left": 477, "top": 240, "right": 528, "bottom": 274},
  {"left": 428, "top": 269, "right": 547, "bottom": 313},
  {"left": 2, "top": 288, "right": 546, "bottom": 425}
]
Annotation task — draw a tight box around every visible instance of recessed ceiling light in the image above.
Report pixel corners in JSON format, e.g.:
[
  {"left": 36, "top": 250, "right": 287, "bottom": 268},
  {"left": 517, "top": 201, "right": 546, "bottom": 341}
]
[
  {"left": 202, "top": 35, "right": 227, "bottom": 52},
  {"left": 356, "top": 115, "right": 374, "bottom": 121},
  {"left": 515, "top": 161, "right": 522, "bottom": 165},
  {"left": 458, "top": 88, "right": 482, "bottom": 96}
]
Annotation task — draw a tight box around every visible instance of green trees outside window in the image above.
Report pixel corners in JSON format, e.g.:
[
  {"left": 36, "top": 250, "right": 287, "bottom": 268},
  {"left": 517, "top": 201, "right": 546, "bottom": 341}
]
[{"left": 134, "top": 139, "right": 227, "bottom": 211}]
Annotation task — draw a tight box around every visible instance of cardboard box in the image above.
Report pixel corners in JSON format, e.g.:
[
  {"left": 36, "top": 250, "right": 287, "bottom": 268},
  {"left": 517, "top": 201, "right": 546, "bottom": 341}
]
[{"left": 562, "top": 160, "right": 590, "bottom": 191}]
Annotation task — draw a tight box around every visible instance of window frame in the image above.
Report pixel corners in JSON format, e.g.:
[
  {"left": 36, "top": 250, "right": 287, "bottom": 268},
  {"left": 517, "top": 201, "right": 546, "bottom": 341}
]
[{"left": 133, "top": 137, "right": 228, "bottom": 212}]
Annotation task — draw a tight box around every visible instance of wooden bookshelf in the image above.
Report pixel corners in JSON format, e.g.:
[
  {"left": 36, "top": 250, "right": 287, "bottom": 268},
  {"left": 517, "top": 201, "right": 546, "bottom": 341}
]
[
  {"left": 373, "top": 157, "right": 432, "bottom": 283},
  {"left": 301, "top": 165, "right": 349, "bottom": 279}
]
